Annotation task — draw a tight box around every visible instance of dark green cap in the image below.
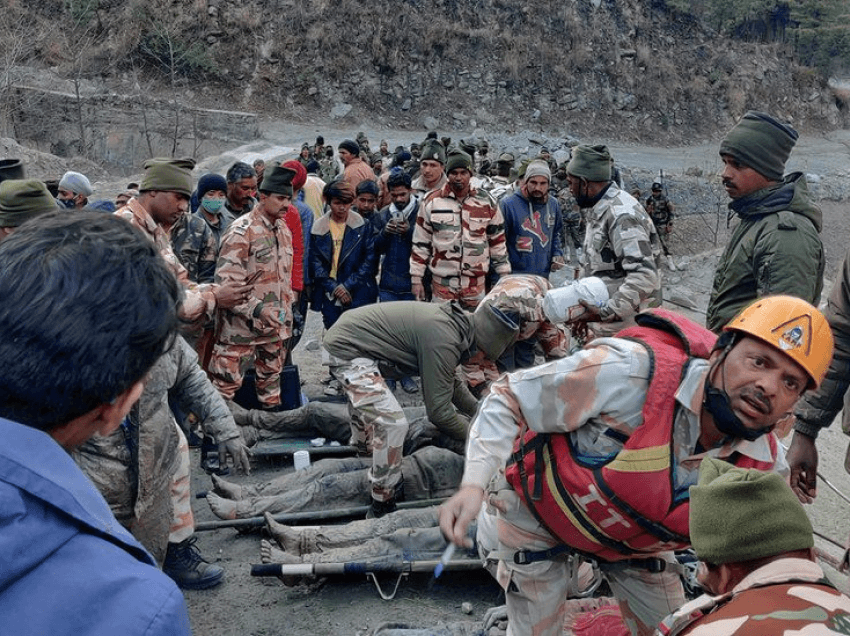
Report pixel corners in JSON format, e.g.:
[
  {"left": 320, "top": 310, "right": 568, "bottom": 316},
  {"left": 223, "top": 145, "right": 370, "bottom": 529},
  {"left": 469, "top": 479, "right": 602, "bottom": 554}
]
[
  {"left": 259, "top": 166, "right": 296, "bottom": 197},
  {"left": 420, "top": 139, "right": 446, "bottom": 164},
  {"left": 567, "top": 145, "right": 612, "bottom": 182},
  {"left": 0, "top": 179, "right": 59, "bottom": 227},
  {"left": 719, "top": 110, "right": 797, "bottom": 182},
  {"left": 690, "top": 457, "right": 813, "bottom": 565},
  {"left": 445, "top": 149, "right": 473, "bottom": 173},
  {"left": 140, "top": 157, "right": 195, "bottom": 196}
]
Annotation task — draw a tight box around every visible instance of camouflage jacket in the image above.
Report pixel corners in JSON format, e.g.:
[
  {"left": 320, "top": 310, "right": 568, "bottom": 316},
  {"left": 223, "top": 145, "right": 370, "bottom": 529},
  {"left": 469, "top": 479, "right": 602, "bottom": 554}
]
[
  {"left": 581, "top": 183, "right": 661, "bottom": 321},
  {"left": 557, "top": 188, "right": 584, "bottom": 225},
  {"left": 318, "top": 157, "right": 340, "bottom": 183},
  {"left": 645, "top": 193, "right": 674, "bottom": 227},
  {"left": 658, "top": 558, "right": 850, "bottom": 635},
  {"left": 215, "top": 207, "right": 294, "bottom": 345},
  {"left": 170, "top": 212, "right": 217, "bottom": 284},
  {"left": 115, "top": 199, "right": 215, "bottom": 324},
  {"left": 478, "top": 274, "right": 568, "bottom": 359},
  {"left": 73, "top": 336, "right": 240, "bottom": 562},
  {"left": 194, "top": 207, "right": 237, "bottom": 248},
  {"left": 462, "top": 337, "right": 782, "bottom": 493},
  {"left": 410, "top": 182, "right": 511, "bottom": 290},
  {"left": 411, "top": 172, "right": 447, "bottom": 198}
]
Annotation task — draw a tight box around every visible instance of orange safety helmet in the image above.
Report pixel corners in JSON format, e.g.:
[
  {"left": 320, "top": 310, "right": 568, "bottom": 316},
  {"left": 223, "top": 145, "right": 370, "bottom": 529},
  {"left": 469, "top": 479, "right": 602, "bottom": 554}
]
[{"left": 723, "top": 295, "right": 834, "bottom": 390}]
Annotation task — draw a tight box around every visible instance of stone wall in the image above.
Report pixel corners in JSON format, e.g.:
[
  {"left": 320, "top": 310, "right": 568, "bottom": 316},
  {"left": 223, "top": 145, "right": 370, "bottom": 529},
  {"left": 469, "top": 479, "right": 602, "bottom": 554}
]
[{"left": 6, "top": 86, "right": 259, "bottom": 174}]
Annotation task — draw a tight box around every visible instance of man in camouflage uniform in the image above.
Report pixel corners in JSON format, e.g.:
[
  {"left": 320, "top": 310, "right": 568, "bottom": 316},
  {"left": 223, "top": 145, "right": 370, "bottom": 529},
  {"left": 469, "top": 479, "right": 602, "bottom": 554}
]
[
  {"left": 463, "top": 274, "right": 569, "bottom": 394},
  {"left": 411, "top": 138, "right": 447, "bottom": 197},
  {"left": 208, "top": 166, "right": 297, "bottom": 409},
  {"left": 318, "top": 146, "right": 340, "bottom": 183},
  {"left": 322, "top": 300, "right": 518, "bottom": 518},
  {"left": 441, "top": 297, "right": 832, "bottom": 636},
  {"left": 565, "top": 145, "right": 661, "bottom": 337},
  {"left": 645, "top": 182, "right": 675, "bottom": 262},
  {"left": 658, "top": 457, "right": 850, "bottom": 635},
  {"left": 411, "top": 149, "right": 512, "bottom": 311},
  {"left": 114, "top": 158, "right": 249, "bottom": 326},
  {"left": 169, "top": 209, "right": 217, "bottom": 284},
  {"left": 557, "top": 185, "right": 585, "bottom": 265}
]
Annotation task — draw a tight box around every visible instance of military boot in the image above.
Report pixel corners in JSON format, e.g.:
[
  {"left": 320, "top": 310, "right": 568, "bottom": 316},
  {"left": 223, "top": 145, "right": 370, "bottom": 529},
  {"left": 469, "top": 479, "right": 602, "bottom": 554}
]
[{"left": 163, "top": 536, "right": 224, "bottom": 590}]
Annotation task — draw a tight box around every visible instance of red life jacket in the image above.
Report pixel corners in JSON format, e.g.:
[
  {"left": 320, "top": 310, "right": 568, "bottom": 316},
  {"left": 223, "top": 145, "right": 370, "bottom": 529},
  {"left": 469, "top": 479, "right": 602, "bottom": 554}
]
[{"left": 505, "top": 308, "right": 779, "bottom": 562}]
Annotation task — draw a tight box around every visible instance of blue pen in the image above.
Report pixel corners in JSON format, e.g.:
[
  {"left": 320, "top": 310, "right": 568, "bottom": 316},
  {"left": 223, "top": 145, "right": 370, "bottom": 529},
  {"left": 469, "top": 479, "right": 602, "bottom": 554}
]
[{"left": 434, "top": 542, "right": 456, "bottom": 579}]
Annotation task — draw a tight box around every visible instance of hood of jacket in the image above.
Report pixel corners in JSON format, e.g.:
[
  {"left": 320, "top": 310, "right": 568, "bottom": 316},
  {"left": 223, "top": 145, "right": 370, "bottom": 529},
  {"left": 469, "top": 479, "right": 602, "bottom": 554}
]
[{"left": 729, "top": 172, "right": 822, "bottom": 232}]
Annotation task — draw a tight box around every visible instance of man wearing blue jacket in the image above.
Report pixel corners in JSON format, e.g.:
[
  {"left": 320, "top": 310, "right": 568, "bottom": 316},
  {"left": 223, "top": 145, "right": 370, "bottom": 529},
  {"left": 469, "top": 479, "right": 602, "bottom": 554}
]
[{"left": 0, "top": 211, "right": 191, "bottom": 636}]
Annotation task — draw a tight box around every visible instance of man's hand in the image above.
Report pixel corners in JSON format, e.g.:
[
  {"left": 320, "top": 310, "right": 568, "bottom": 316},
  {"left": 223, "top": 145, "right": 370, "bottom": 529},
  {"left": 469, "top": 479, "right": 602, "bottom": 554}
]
[
  {"left": 219, "top": 437, "right": 251, "bottom": 475},
  {"left": 439, "top": 485, "right": 484, "bottom": 548},
  {"left": 787, "top": 431, "right": 818, "bottom": 503},
  {"left": 332, "top": 284, "right": 352, "bottom": 306},
  {"left": 214, "top": 282, "right": 252, "bottom": 309},
  {"left": 550, "top": 256, "right": 566, "bottom": 271},
  {"left": 577, "top": 299, "right": 603, "bottom": 322},
  {"left": 259, "top": 305, "right": 284, "bottom": 328},
  {"left": 412, "top": 282, "right": 426, "bottom": 301}
]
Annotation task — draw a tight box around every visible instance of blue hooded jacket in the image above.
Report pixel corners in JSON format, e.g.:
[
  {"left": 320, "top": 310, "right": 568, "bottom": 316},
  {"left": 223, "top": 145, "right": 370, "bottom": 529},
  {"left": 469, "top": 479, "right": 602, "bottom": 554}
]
[{"left": 0, "top": 417, "right": 191, "bottom": 636}]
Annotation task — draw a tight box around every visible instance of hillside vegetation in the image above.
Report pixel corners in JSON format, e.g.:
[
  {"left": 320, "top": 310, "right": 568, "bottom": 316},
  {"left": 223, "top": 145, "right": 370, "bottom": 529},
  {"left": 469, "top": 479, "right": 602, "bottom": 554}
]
[{"left": 1, "top": 0, "right": 849, "bottom": 149}]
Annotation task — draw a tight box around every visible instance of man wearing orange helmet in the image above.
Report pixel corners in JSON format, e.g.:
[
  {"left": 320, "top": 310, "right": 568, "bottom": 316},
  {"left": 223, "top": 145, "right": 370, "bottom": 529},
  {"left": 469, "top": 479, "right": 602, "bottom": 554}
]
[{"left": 439, "top": 296, "right": 833, "bottom": 636}]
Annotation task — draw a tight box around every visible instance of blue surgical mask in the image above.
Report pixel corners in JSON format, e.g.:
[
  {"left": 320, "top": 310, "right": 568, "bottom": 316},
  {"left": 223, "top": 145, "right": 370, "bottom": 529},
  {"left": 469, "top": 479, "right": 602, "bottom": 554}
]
[
  {"left": 202, "top": 198, "right": 224, "bottom": 215},
  {"left": 57, "top": 197, "right": 76, "bottom": 209}
]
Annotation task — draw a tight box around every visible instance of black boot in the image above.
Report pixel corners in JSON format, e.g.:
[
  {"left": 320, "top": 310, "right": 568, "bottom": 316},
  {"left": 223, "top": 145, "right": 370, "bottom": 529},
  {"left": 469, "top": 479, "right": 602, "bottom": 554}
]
[
  {"left": 163, "top": 537, "right": 224, "bottom": 590},
  {"left": 366, "top": 481, "right": 405, "bottom": 519}
]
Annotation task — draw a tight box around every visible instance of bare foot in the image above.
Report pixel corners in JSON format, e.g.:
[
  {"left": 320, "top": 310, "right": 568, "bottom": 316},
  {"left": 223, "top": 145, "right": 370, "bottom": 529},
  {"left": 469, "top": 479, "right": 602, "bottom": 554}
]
[
  {"left": 264, "top": 512, "right": 303, "bottom": 556},
  {"left": 207, "top": 492, "right": 239, "bottom": 520},
  {"left": 260, "top": 539, "right": 301, "bottom": 586},
  {"left": 211, "top": 473, "right": 244, "bottom": 500}
]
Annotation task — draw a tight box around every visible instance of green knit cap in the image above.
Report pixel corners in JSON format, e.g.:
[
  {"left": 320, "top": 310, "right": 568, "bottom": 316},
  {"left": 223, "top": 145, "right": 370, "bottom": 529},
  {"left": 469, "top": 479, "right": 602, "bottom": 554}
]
[
  {"left": 259, "top": 165, "right": 296, "bottom": 197},
  {"left": 0, "top": 179, "right": 59, "bottom": 227},
  {"left": 445, "top": 149, "right": 473, "bottom": 173},
  {"left": 140, "top": 157, "right": 196, "bottom": 196},
  {"left": 420, "top": 139, "right": 446, "bottom": 164},
  {"left": 719, "top": 111, "right": 797, "bottom": 182},
  {"left": 690, "top": 457, "right": 813, "bottom": 565},
  {"left": 567, "top": 144, "right": 612, "bottom": 182}
]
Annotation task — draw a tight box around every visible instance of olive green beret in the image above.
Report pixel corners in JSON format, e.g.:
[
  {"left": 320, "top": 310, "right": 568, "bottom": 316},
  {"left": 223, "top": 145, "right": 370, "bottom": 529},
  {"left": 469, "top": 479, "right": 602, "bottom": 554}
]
[{"left": 445, "top": 149, "right": 473, "bottom": 173}]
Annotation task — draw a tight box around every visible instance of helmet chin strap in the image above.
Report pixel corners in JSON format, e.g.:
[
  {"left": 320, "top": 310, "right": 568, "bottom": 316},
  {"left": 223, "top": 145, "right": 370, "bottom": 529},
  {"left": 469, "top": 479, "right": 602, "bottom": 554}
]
[{"left": 704, "top": 338, "right": 773, "bottom": 443}]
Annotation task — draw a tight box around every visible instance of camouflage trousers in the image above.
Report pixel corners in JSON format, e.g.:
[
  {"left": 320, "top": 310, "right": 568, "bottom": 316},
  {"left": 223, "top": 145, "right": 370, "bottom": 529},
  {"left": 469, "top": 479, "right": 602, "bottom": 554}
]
[
  {"left": 478, "top": 475, "right": 684, "bottom": 636},
  {"left": 168, "top": 423, "right": 195, "bottom": 544},
  {"left": 208, "top": 340, "right": 286, "bottom": 407},
  {"left": 430, "top": 277, "right": 485, "bottom": 311},
  {"left": 323, "top": 349, "right": 408, "bottom": 502}
]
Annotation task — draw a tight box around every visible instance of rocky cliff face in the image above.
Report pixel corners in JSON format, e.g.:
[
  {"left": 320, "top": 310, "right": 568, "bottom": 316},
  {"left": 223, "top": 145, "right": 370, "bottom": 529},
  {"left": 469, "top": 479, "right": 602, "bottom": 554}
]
[{"left": 2, "top": 0, "right": 847, "bottom": 151}]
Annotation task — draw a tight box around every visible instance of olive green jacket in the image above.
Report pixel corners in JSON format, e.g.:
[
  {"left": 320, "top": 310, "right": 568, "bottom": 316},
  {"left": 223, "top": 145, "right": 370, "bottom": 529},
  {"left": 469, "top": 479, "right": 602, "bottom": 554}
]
[{"left": 706, "top": 173, "right": 824, "bottom": 333}]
